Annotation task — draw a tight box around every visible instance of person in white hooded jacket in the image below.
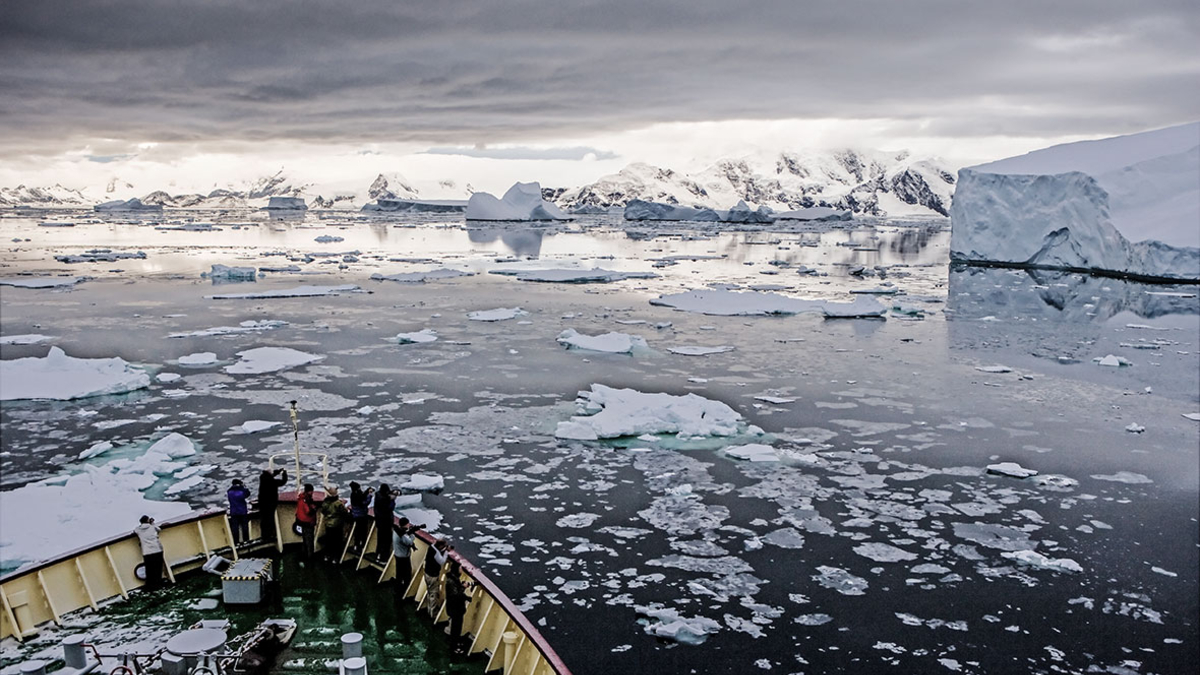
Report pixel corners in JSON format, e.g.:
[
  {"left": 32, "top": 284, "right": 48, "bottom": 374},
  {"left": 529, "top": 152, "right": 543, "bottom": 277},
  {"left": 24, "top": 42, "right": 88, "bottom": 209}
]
[{"left": 135, "top": 515, "right": 164, "bottom": 590}]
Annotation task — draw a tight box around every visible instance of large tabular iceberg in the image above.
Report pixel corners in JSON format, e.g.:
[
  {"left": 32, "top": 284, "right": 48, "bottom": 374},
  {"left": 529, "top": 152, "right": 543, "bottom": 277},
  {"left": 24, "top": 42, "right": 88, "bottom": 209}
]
[
  {"left": 465, "top": 182, "right": 570, "bottom": 221},
  {"left": 0, "top": 347, "right": 151, "bottom": 400},
  {"left": 950, "top": 123, "right": 1200, "bottom": 281}
]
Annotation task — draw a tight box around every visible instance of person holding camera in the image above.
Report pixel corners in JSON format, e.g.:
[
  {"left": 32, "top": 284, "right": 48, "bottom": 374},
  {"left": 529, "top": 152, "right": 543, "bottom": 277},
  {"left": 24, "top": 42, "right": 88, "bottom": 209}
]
[
  {"left": 349, "top": 482, "right": 373, "bottom": 553},
  {"left": 257, "top": 467, "right": 287, "bottom": 544},
  {"left": 423, "top": 538, "right": 452, "bottom": 618},
  {"left": 372, "top": 484, "right": 396, "bottom": 561},
  {"left": 134, "top": 515, "right": 164, "bottom": 591},
  {"left": 391, "top": 517, "right": 423, "bottom": 594}
]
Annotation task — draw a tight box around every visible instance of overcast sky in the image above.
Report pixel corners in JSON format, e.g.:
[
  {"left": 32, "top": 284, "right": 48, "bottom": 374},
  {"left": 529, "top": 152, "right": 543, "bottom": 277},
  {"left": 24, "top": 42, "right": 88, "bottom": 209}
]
[{"left": 1, "top": 0, "right": 1197, "bottom": 193}]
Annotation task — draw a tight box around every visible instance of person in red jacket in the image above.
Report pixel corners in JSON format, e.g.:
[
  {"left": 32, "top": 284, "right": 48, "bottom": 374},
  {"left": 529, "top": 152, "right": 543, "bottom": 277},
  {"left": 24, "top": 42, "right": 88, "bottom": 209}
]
[{"left": 295, "top": 483, "right": 317, "bottom": 558}]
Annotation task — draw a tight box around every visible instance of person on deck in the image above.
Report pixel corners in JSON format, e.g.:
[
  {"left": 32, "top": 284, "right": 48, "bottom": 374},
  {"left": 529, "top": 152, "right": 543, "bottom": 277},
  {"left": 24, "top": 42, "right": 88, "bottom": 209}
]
[
  {"left": 295, "top": 483, "right": 318, "bottom": 558},
  {"left": 391, "top": 517, "right": 419, "bottom": 594},
  {"left": 318, "top": 485, "right": 349, "bottom": 563},
  {"left": 372, "top": 484, "right": 396, "bottom": 560},
  {"left": 257, "top": 468, "right": 287, "bottom": 545},
  {"left": 135, "top": 515, "right": 164, "bottom": 591},
  {"left": 444, "top": 560, "right": 472, "bottom": 654},
  {"left": 348, "top": 481, "right": 373, "bottom": 553},
  {"left": 423, "top": 538, "right": 451, "bottom": 618},
  {"left": 227, "top": 479, "right": 251, "bottom": 545}
]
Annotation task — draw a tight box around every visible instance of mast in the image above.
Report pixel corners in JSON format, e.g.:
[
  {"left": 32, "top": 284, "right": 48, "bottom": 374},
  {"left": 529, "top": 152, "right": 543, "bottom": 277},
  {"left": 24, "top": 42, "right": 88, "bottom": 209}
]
[{"left": 289, "top": 400, "right": 302, "bottom": 493}]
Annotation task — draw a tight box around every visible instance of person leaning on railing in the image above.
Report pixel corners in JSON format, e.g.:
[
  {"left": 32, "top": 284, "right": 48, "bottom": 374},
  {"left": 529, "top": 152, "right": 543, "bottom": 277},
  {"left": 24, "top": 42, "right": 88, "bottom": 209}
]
[
  {"left": 256, "top": 468, "right": 287, "bottom": 543},
  {"left": 134, "top": 515, "right": 164, "bottom": 590}
]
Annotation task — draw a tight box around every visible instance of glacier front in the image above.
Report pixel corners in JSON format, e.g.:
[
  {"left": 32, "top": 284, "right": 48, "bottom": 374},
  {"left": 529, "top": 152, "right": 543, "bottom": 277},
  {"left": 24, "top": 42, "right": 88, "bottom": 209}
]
[{"left": 950, "top": 122, "right": 1200, "bottom": 281}]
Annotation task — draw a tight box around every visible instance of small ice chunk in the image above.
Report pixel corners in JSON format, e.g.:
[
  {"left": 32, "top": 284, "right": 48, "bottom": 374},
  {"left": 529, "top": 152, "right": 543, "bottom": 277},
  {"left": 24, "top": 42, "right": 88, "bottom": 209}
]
[
  {"left": 225, "top": 347, "right": 324, "bottom": 374},
  {"left": 986, "top": 462, "right": 1039, "bottom": 479},
  {"left": 178, "top": 352, "right": 218, "bottom": 366},
  {"left": 399, "top": 473, "right": 444, "bottom": 493},
  {"left": 156, "top": 372, "right": 182, "bottom": 383},
  {"left": 666, "top": 345, "right": 736, "bottom": 356},
  {"left": 314, "top": 235, "right": 344, "bottom": 243},
  {"left": 468, "top": 307, "right": 528, "bottom": 322},
  {"left": 812, "top": 566, "right": 868, "bottom": 595},
  {"left": 724, "top": 443, "right": 779, "bottom": 462},
  {"left": 1151, "top": 566, "right": 1177, "bottom": 577},
  {"left": 853, "top": 542, "right": 918, "bottom": 563},
  {"left": 1089, "top": 471, "right": 1153, "bottom": 484},
  {"left": 1093, "top": 354, "right": 1132, "bottom": 367},
  {"left": 753, "top": 395, "right": 795, "bottom": 404},
  {"left": 79, "top": 441, "right": 114, "bottom": 460},
  {"left": 975, "top": 365, "right": 1012, "bottom": 373},
  {"left": 240, "top": 420, "right": 281, "bottom": 434},
  {"left": 395, "top": 329, "right": 438, "bottom": 344},
  {"left": 1001, "top": 549, "right": 1082, "bottom": 573},
  {"left": 1124, "top": 423, "right": 1146, "bottom": 434},
  {"left": 557, "top": 329, "right": 648, "bottom": 354},
  {"left": 206, "top": 264, "right": 256, "bottom": 280}
]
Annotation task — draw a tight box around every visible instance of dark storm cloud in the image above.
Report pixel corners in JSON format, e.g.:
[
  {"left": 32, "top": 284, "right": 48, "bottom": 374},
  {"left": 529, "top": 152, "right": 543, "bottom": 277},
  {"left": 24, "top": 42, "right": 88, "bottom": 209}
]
[{"left": 1, "top": 0, "right": 1197, "bottom": 155}]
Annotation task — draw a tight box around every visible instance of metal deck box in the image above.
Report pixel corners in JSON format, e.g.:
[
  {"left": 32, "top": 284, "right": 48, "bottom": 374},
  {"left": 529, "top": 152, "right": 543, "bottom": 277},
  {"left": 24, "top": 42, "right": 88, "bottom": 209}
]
[{"left": 221, "top": 558, "right": 272, "bottom": 604}]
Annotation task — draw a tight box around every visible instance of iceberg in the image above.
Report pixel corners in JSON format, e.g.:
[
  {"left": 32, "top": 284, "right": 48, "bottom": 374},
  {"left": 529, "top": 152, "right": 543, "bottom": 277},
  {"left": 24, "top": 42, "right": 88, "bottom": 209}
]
[
  {"left": 362, "top": 198, "right": 467, "bottom": 213},
  {"left": 465, "top": 182, "right": 570, "bottom": 221},
  {"left": 370, "top": 268, "right": 474, "bottom": 283},
  {"left": 489, "top": 267, "right": 658, "bottom": 283},
  {"left": 555, "top": 384, "right": 743, "bottom": 440},
  {"left": 0, "top": 276, "right": 84, "bottom": 289},
  {"left": 624, "top": 200, "right": 720, "bottom": 222},
  {"left": 205, "top": 264, "right": 257, "bottom": 281},
  {"left": 94, "top": 198, "right": 163, "bottom": 213},
  {"left": 0, "top": 347, "right": 151, "bottom": 401},
  {"left": 263, "top": 196, "right": 307, "bottom": 210},
  {"left": 950, "top": 122, "right": 1200, "bottom": 281}
]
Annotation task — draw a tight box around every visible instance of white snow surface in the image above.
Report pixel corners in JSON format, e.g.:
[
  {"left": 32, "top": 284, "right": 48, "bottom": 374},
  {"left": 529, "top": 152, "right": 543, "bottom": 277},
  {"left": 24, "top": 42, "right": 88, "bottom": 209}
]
[
  {"left": 0, "top": 347, "right": 151, "bottom": 401},
  {"left": 207, "top": 284, "right": 359, "bottom": 299},
  {"left": 0, "top": 434, "right": 197, "bottom": 571},
  {"left": 724, "top": 443, "right": 780, "bottom": 462},
  {"left": 225, "top": 347, "right": 324, "bottom": 374},
  {"left": 465, "top": 182, "right": 570, "bottom": 221},
  {"left": 986, "top": 462, "right": 1039, "bottom": 479},
  {"left": 555, "top": 384, "right": 743, "bottom": 440},
  {"left": 370, "top": 268, "right": 473, "bottom": 283},
  {"left": 556, "top": 329, "right": 648, "bottom": 354},
  {"left": 951, "top": 122, "right": 1200, "bottom": 280},
  {"left": 0, "top": 276, "right": 84, "bottom": 288}
]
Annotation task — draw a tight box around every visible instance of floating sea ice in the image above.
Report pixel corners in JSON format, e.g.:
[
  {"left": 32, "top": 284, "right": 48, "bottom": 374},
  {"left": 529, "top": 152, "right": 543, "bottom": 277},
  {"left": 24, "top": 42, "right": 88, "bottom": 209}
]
[
  {"left": 168, "top": 320, "right": 288, "bottom": 338},
  {"left": 986, "top": 462, "right": 1039, "bottom": 478},
  {"left": 314, "top": 235, "right": 344, "bottom": 243},
  {"left": 0, "top": 347, "right": 151, "bottom": 401},
  {"left": 370, "top": 268, "right": 473, "bottom": 283},
  {"left": 667, "top": 345, "right": 736, "bottom": 356},
  {"left": 1150, "top": 566, "right": 1177, "bottom": 577},
  {"left": 1001, "top": 549, "right": 1083, "bottom": 573},
  {"left": 156, "top": 372, "right": 181, "bottom": 383},
  {"left": 557, "top": 329, "right": 648, "bottom": 354},
  {"left": 395, "top": 329, "right": 438, "bottom": 344},
  {"left": 1089, "top": 471, "right": 1153, "bottom": 484},
  {"left": 911, "top": 564, "right": 952, "bottom": 575},
  {"left": 761, "top": 528, "right": 805, "bottom": 549},
  {"left": 794, "top": 614, "right": 833, "bottom": 626},
  {"left": 1124, "top": 423, "right": 1146, "bottom": 434},
  {"left": 724, "top": 444, "right": 780, "bottom": 462},
  {"left": 0, "top": 334, "right": 55, "bottom": 345},
  {"left": 205, "top": 264, "right": 256, "bottom": 280},
  {"left": 753, "top": 395, "right": 795, "bottom": 404},
  {"left": 651, "top": 289, "right": 827, "bottom": 316},
  {"left": 812, "top": 566, "right": 868, "bottom": 595},
  {"left": 952, "top": 522, "right": 1035, "bottom": 551},
  {"left": 853, "top": 542, "right": 918, "bottom": 563},
  {"left": 239, "top": 420, "right": 281, "bottom": 434},
  {"left": 634, "top": 604, "right": 721, "bottom": 645},
  {"left": 208, "top": 285, "right": 359, "bottom": 299},
  {"left": 821, "top": 296, "right": 888, "bottom": 319},
  {"left": 975, "top": 365, "right": 1013, "bottom": 373},
  {"left": 1093, "top": 354, "right": 1133, "bottom": 367},
  {"left": 178, "top": 352, "right": 218, "bottom": 366},
  {"left": 555, "top": 384, "right": 743, "bottom": 440},
  {"left": 1184, "top": 413, "right": 1200, "bottom": 421},
  {"left": 468, "top": 307, "right": 528, "bottom": 322},
  {"left": 399, "top": 474, "right": 444, "bottom": 493},
  {"left": 0, "top": 276, "right": 84, "bottom": 288},
  {"left": 556, "top": 513, "right": 601, "bottom": 528},
  {"left": 79, "top": 441, "right": 113, "bottom": 460},
  {"left": 490, "top": 267, "right": 657, "bottom": 283},
  {"left": 225, "top": 347, "right": 324, "bottom": 374},
  {"left": 1032, "top": 474, "right": 1079, "bottom": 491}
]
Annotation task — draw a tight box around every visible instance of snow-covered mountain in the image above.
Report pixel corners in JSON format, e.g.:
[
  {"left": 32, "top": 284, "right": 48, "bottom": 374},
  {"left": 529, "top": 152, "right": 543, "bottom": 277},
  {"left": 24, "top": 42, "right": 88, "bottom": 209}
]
[
  {"left": 550, "top": 149, "right": 956, "bottom": 217},
  {"left": 0, "top": 184, "right": 90, "bottom": 207}
]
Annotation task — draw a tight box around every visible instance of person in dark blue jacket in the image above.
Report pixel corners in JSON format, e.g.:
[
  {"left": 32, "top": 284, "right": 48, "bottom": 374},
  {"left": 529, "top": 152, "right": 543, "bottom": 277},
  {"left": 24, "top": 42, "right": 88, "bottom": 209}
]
[
  {"left": 227, "top": 479, "right": 251, "bottom": 544},
  {"left": 373, "top": 484, "right": 396, "bottom": 560}
]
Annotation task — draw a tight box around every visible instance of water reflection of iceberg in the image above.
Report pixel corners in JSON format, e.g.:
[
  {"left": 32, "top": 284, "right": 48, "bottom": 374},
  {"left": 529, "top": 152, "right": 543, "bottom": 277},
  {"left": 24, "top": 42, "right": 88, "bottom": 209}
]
[
  {"left": 946, "top": 265, "right": 1199, "bottom": 324},
  {"left": 467, "top": 227, "right": 545, "bottom": 257}
]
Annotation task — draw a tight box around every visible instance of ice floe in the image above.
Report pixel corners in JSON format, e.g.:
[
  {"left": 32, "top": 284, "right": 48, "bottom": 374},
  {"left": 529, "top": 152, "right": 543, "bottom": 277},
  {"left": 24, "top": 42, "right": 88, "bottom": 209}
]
[
  {"left": 651, "top": 289, "right": 885, "bottom": 318},
  {"left": 370, "top": 268, "right": 474, "bottom": 283},
  {"left": 239, "top": 420, "right": 281, "bottom": 434},
  {"left": 1089, "top": 471, "right": 1153, "bottom": 484},
  {"left": 556, "top": 384, "right": 744, "bottom": 440},
  {"left": 225, "top": 347, "right": 324, "bottom": 374},
  {"left": 395, "top": 329, "right": 438, "bottom": 344},
  {"left": 207, "top": 284, "right": 360, "bottom": 299},
  {"left": 205, "top": 264, "right": 256, "bottom": 281},
  {"left": 468, "top": 307, "right": 528, "bottom": 322},
  {"left": 812, "top": 566, "right": 868, "bottom": 595},
  {"left": 0, "top": 334, "right": 55, "bottom": 345},
  {"left": 177, "top": 352, "right": 219, "bottom": 366},
  {"left": 667, "top": 345, "right": 736, "bottom": 356},
  {"left": 0, "top": 347, "right": 151, "bottom": 401},
  {"left": 1093, "top": 354, "right": 1133, "bottom": 367},
  {"left": 557, "top": 329, "right": 648, "bottom": 354},
  {"left": 723, "top": 443, "right": 780, "bottom": 462},
  {"left": 1001, "top": 550, "right": 1083, "bottom": 573},
  {"left": 490, "top": 267, "right": 657, "bottom": 283},
  {"left": 168, "top": 319, "right": 287, "bottom": 338},
  {"left": 635, "top": 604, "right": 721, "bottom": 645},
  {"left": 986, "top": 462, "right": 1039, "bottom": 479},
  {"left": 0, "top": 276, "right": 84, "bottom": 288},
  {"left": 853, "top": 542, "right": 919, "bottom": 562}
]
